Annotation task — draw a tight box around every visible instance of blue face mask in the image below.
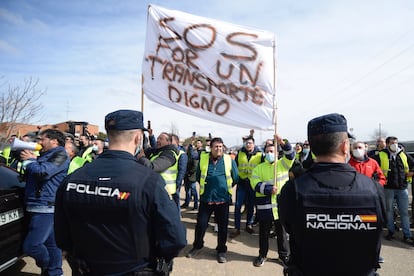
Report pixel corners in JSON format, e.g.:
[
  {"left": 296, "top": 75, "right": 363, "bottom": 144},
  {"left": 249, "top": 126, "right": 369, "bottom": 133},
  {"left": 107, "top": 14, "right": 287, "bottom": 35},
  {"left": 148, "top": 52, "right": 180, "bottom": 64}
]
[{"left": 265, "top": 152, "right": 275, "bottom": 163}]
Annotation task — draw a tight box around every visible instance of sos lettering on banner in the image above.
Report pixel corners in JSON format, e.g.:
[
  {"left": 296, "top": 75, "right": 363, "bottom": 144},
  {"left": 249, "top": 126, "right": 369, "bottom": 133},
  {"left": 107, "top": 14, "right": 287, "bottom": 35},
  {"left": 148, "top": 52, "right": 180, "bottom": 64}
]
[{"left": 142, "top": 5, "right": 276, "bottom": 130}]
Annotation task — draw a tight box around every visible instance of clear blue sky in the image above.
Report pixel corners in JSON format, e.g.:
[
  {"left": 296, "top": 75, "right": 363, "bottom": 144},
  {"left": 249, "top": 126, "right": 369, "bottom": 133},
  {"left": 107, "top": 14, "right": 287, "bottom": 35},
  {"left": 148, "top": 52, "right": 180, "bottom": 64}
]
[{"left": 1, "top": 0, "right": 414, "bottom": 146}]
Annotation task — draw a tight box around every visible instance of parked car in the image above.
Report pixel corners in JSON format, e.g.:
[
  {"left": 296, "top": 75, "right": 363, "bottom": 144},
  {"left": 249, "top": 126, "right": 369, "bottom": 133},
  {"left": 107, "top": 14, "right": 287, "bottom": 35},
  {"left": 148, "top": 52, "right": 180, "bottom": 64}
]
[{"left": 0, "top": 164, "right": 27, "bottom": 272}]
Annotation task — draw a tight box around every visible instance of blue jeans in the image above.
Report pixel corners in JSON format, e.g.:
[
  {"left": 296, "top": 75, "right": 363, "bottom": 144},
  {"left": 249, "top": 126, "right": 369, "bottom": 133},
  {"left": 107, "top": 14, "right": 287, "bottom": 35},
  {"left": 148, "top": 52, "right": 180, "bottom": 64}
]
[
  {"left": 184, "top": 180, "right": 199, "bottom": 207},
  {"left": 384, "top": 188, "right": 411, "bottom": 238},
  {"left": 23, "top": 212, "right": 63, "bottom": 276},
  {"left": 234, "top": 181, "right": 254, "bottom": 230}
]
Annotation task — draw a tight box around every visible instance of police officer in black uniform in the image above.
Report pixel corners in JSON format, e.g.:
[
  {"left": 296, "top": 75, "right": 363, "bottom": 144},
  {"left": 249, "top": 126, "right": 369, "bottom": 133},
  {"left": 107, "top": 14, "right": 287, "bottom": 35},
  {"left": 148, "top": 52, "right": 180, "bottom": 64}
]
[
  {"left": 55, "top": 109, "right": 186, "bottom": 276},
  {"left": 279, "top": 113, "right": 386, "bottom": 276}
]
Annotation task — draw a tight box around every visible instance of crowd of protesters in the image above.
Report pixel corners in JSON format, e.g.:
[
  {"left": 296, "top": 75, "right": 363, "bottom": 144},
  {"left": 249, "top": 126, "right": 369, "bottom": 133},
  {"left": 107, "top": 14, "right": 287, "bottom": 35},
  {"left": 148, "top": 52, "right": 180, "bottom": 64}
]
[{"left": 1, "top": 117, "right": 414, "bottom": 275}]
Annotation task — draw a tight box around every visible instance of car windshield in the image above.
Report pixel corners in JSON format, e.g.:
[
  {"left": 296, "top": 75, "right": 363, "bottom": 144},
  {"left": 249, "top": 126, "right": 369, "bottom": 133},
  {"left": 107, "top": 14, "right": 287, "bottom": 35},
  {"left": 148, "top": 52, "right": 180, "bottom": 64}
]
[{"left": 0, "top": 165, "right": 25, "bottom": 189}]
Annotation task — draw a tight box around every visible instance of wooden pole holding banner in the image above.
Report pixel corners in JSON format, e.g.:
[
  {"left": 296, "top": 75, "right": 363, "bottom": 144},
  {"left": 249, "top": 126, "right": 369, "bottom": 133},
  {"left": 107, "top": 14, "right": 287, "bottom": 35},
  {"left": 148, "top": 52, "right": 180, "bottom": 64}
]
[
  {"left": 272, "top": 39, "right": 279, "bottom": 190},
  {"left": 141, "top": 74, "right": 145, "bottom": 112},
  {"left": 141, "top": 5, "right": 153, "bottom": 114}
]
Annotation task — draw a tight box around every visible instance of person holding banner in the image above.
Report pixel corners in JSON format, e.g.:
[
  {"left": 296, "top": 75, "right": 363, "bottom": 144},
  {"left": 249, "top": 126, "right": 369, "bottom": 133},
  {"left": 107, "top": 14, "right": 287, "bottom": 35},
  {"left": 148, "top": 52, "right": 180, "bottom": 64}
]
[
  {"left": 186, "top": 137, "right": 238, "bottom": 263},
  {"left": 250, "top": 136, "right": 295, "bottom": 267}
]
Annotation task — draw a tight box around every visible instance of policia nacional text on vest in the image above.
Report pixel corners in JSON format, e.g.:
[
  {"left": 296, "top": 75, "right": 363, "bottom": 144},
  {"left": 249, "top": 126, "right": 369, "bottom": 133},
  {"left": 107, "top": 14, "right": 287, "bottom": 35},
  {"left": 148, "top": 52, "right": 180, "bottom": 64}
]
[{"left": 286, "top": 172, "right": 385, "bottom": 276}]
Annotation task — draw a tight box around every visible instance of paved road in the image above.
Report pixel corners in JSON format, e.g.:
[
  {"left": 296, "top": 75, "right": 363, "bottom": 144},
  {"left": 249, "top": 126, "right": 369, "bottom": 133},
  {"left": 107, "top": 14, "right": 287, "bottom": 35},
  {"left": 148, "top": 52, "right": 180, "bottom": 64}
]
[{"left": 3, "top": 194, "right": 414, "bottom": 275}]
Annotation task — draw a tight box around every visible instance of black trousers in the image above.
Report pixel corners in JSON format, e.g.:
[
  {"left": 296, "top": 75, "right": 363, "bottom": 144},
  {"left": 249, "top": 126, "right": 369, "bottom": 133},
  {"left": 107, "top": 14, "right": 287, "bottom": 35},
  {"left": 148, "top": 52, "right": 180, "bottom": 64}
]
[
  {"left": 258, "top": 219, "right": 289, "bottom": 258},
  {"left": 193, "top": 202, "right": 229, "bottom": 253}
]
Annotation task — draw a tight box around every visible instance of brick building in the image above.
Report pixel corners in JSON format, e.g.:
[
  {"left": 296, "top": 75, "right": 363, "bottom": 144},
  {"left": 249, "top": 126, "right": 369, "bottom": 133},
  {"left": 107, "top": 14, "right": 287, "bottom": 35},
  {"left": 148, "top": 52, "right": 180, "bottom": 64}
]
[{"left": 0, "top": 121, "right": 99, "bottom": 142}]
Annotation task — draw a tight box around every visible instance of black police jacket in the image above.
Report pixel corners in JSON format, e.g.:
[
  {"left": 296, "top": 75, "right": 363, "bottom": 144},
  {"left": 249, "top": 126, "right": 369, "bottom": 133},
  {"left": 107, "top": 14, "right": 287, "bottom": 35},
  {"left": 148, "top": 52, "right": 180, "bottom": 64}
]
[
  {"left": 279, "top": 162, "right": 386, "bottom": 276},
  {"left": 55, "top": 150, "right": 186, "bottom": 275}
]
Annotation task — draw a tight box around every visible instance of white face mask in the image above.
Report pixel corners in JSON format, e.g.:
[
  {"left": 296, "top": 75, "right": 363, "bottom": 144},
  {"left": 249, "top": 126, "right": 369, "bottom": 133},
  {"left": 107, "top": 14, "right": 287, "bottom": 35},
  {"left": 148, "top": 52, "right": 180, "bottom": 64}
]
[
  {"left": 205, "top": 146, "right": 211, "bottom": 152},
  {"left": 389, "top": 143, "right": 399, "bottom": 152},
  {"left": 265, "top": 152, "right": 275, "bottom": 163},
  {"left": 352, "top": 148, "right": 365, "bottom": 160},
  {"left": 344, "top": 149, "right": 351, "bottom": 163},
  {"left": 92, "top": 145, "right": 99, "bottom": 152},
  {"left": 134, "top": 139, "right": 143, "bottom": 156}
]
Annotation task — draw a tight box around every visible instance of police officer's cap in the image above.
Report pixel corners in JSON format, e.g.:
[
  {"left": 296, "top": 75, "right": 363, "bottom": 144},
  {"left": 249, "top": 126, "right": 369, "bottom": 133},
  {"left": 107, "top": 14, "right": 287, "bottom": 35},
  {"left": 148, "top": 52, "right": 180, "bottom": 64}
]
[
  {"left": 105, "top": 109, "right": 147, "bottom": 131},
  {"left": 308, "top": 113, "right": 354, "bottom": 139}
]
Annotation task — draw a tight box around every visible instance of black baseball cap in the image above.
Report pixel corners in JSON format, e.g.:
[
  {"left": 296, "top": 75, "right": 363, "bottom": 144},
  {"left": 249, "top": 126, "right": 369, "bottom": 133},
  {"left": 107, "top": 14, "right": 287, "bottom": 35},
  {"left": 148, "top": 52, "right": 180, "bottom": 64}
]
[
  {"left": 308, "top": 113, "right": 354, "bottom": 139},
  {"left": 105, "top": 109, "right": 147, "bottom": 131}
]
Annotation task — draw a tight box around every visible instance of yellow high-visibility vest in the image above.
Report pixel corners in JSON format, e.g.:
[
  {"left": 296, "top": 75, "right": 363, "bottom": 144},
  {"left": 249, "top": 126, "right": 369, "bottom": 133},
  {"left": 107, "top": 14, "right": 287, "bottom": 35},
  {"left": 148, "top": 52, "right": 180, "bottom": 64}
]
[
  {"left": 250, "top": 156, "right": 294, "bottom": 219},
  {"left": 378, "top": 151, "right": 409, "bottom": 177},
  {"left": 237, "top": 151, "right": 263, "bottom": 179},
  {"left": 150, "top": 150, "right": 179, "bottom": 195},
  {"left": 199, "top": 152, "right": 233, "bottom": 195}
]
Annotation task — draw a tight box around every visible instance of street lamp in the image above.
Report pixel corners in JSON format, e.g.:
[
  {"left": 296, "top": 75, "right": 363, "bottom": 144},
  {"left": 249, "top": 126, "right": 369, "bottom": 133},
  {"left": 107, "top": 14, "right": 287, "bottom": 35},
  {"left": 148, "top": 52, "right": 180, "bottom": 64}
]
[{"left": 379, "top": 123, "right": 382, "bottom": 138}]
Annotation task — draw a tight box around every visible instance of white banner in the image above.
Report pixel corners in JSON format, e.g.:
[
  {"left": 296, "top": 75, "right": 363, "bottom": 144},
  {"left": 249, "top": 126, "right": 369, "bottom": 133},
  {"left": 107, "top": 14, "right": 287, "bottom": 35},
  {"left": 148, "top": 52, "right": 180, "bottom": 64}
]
[{"left": 142, "top": 5, "right": 276, "bottom": 130}]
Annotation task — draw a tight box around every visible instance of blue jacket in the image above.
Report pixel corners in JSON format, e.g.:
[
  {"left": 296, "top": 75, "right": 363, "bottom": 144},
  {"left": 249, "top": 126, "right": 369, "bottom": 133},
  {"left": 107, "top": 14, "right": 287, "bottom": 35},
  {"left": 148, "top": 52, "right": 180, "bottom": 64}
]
[
  {"left": 24, "top": 146, "right": 70, "bottom": 212},
  {"left": 176, "top": 145, "right": 188, "bottom": 190}
]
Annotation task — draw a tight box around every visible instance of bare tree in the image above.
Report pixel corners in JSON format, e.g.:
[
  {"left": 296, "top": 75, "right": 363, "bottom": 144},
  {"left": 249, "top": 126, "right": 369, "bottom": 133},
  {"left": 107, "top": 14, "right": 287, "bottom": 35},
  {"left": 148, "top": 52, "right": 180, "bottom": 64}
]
[{"left": 0, "top": 77, "right": 46, "bottom": 141}]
